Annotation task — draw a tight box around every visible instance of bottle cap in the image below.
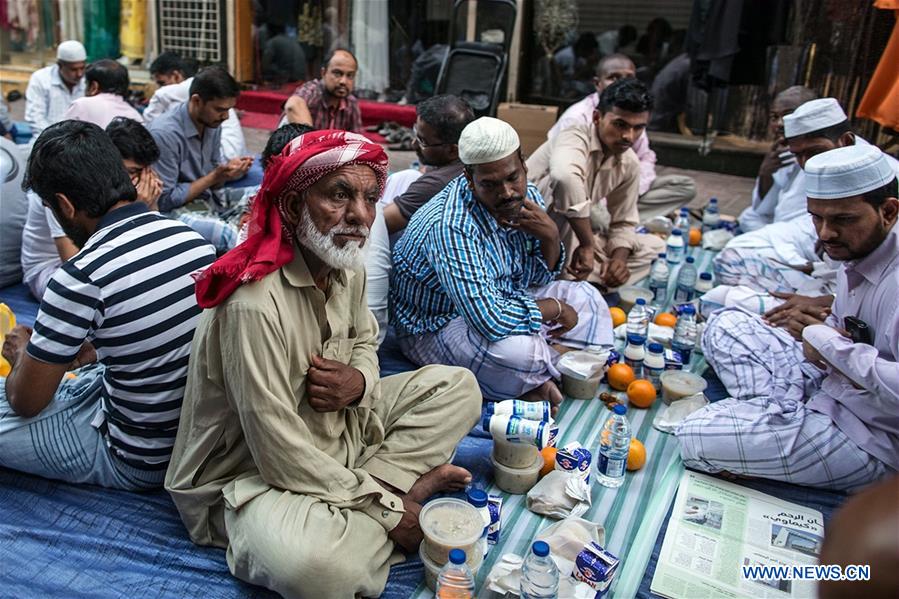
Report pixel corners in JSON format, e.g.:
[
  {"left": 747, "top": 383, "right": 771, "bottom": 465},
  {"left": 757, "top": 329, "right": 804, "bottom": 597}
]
[
  {"left": 481, "top": 414, "right": 492, "bottom": 432},
  {"left": 680, "top": 207, "right": 689, "bottom": 213},
  {"left": 680, "top": 304, "right": 696, "bottom": 315},
  {"left": 532, "top": 540, "right": 550, "bottom": 557},
  {"left": 449, "top": 548, "right": 467, "bottom": 564},
  {"left": 467, "top": 489, "right": 488, "bottom": 508},
  {"left": 613, "top": 404, "right": 627, "bottom": 415},
  {"left": 710, "top": 197, "right": 718, "bottom": 203},
  {"left": 627, "top": 334, "right": 646, "bottom": 345},
  {"left": 658, "top": 252, "right": 666, "bottom": 258},
  {"left": 699, "top": 273, "right": 713, "bottom": 280},
  {"left": 648, "top": 342, "right": 664, "bottom": 353},
  {"left": 685, "top": 256, "right": 695, "bottom": 263},
  {"left": 671, "top": 228, "right": 682, "bottom": 235},
  {"left": 635, "top": 298, "right": 646, "bottom": 306}
]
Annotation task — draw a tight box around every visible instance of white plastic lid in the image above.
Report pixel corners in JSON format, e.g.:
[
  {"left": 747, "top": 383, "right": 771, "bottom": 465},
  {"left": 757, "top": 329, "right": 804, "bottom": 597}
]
[{"left": 419, "top": 498, "right": 484, "bottom": 548}]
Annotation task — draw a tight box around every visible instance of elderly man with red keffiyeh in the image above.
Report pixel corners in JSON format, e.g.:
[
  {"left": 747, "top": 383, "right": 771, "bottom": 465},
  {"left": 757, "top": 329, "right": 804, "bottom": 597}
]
[{"left": 164, "top": 130, "right": 482, "bottom": 598}]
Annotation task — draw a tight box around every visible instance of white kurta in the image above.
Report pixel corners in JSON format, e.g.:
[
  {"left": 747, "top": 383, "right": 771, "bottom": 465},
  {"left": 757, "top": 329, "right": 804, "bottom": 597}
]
[{"left": 739, "top": 162, "right": 805, "bottom": 232}]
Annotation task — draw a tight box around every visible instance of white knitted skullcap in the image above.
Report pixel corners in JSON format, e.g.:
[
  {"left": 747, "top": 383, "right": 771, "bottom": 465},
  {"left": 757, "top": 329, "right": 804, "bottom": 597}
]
[
  {"left": 805, "top": 145, "right": 896, "bottom": 200},
  {"left": 783, "top": 98, "right": 847, "bottom": 138},
  {"left": 57, "top": 40, "right": 86, "bottom": 62},
  {"left": 458, "top": 117, "right": 520, "bottom": 165}
]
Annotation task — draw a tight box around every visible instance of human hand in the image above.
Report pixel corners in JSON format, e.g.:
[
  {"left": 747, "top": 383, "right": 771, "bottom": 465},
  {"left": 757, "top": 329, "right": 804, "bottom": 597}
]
[
  {"left": 1, "top": 325, "right": 32, "bottom": 368},
  {"left": 599, "top": 257, "right": 630, "bottom": 288},
  {"left": 802, "top": 338, "right": 826, "bottom": 369},
  {"left": 387, "top": 497, "right": 423, "bottom": 553},
  {"left": 217, "top": 157, "right": 253, "bottom": 182},
  {"left": 67, "top": 341, "right": 97, "bottom": 372},
  {"left": 135, "top": 168, "right": 162, "bottom": 211},
  {"left": 778, "top": 304, "right": 831, "bottom": 341},
  {"left": 306, "top": 355, "right": 365, "bottom": 412},
  {"left": 764, "top": 293, "right": 832, "bottom": 339},
  {"left": 759, "top": 139, "right": 792, "bottom": 178},
  {"left": 547, "top": 300, "right": 579, "bottom": 338},
  {"left": 567, "top": 244, "right": 594, "bottom": 280},
  {"left": 501, "top": 199, "right": 559, "bottom": 243},
  {"left": 763, "top": 292, "right": 833, "bottom": 327}
]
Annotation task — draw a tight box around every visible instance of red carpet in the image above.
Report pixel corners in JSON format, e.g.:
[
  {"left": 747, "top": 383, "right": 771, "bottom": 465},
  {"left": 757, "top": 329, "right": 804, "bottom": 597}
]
[{"left": 236, "top": 84, "right": 416, "bottom": 133}]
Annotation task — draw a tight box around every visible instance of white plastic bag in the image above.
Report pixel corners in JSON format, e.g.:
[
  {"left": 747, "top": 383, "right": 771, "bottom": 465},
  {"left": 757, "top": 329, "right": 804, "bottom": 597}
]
[
  {"left": 526, "top": 471, "right": 591, "bottom": 519},
  {"left": 653, "top": 392, "right": 710, "bottom": 433}
]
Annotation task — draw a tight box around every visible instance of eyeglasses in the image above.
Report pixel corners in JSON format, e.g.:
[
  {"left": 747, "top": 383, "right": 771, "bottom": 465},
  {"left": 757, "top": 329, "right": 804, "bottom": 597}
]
[{"left": 412, "top": 126, "right": 451, "bottom": 149}]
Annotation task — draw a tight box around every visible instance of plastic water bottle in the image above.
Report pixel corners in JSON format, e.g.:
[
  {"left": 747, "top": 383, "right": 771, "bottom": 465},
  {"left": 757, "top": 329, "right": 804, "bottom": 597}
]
[
  {"left": 702, "top": 198, "right": 721, "bottom": 231},
  {"left": 666, "top": 229, "right": 685, "bottom": 265},
  {"left": 648, "top": 253, "right": 670, "bottom": 306},
  {"left": 436, "top": 548, "right": 476, "bottom": 598},
  {"left": 520, "top": 540, "right": 560, "bottom": 599},
  {"left": 675, "top": 207, "right": 691, "bottom": 231},
  {"left": 674, "top": 256, "right": 697, "bottom": 303},
  {"left": 466, "top": 489, "right": 491, "bottom": 559},
  {"left": 626, "top": 298, "right": 650, "bottom": 338},
  {"left": 672, "top": 304, "right": 698, "bottom": 366},
  {"left": 596, "top": 404, "right": 631, "bottom": 488}
]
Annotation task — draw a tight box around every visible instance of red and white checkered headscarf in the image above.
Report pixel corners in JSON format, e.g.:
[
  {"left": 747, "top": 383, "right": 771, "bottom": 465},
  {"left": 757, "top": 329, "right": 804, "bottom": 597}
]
[{"left": 195, "top": 129, "right": 388, "bottom": 308}]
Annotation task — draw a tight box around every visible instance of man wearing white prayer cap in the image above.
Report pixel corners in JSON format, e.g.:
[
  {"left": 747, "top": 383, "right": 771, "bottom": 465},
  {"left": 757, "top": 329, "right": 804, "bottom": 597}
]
[
  {"left": 528, "top": 77, "right": 666, "bottom": 286},
  {"left": 714, "top": 96, "right": 899, "bottom": 336},
  {"left": 391, "top": 116, "right": 614, "bottom": 409},
  {"left": 679, "top": 144, "right": 899, "bottom": 492},
  {"left": 738, "top": 85, "right": 818, "bottom": 232},
  {"left": 24, "top": 40, "right": 87, "bottom": 137}
]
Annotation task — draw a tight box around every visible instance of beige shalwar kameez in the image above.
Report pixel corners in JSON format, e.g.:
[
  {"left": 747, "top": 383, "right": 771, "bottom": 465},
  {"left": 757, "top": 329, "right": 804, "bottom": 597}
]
[
  {"left": 164, "top": 249, "right": 482, "bottom": 598},
  {"left": 527, "top": 123, "right": 666, "bottom": 285}
]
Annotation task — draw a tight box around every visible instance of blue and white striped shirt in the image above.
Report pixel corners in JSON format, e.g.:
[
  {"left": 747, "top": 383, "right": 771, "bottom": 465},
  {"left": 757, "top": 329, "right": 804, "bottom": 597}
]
[{"left": 391, "top": 176, "right": 563, "bottom": 341}]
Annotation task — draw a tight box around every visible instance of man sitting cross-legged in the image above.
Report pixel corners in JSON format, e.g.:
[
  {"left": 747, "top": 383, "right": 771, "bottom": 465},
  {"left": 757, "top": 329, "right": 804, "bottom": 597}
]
[
  {"left": 529, "top": 77, "right": 666, "bottom": 287},
  {"left": 677, "top": 145, "right": 899, "bottom": 492},
  {"left": 165, "top": 130, "right": 481, "bottom": 598},
  {"left": 391, "top": 117, "right": 613, "bottom": 409},
  {"left": 0, "top": 121, "right": 215, "bottom": 490}
]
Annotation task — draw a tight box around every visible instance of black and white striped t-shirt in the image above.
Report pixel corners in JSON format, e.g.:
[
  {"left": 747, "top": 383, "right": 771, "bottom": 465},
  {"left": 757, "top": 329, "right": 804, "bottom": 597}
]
[{"left": 27, "top": 203, "right": 216, "bottom": 469}]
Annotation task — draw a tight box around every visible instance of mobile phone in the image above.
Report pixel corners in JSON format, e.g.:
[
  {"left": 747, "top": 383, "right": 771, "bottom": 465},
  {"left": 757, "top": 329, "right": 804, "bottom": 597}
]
[{"left": 844, "top": 316, "right": 872, "bottom": 345}]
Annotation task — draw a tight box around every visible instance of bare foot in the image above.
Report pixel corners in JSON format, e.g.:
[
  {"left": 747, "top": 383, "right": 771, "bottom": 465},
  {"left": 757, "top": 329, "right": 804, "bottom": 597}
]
[
  {"left": 407, "top": 464, "right": 472, "bottom": 504},
  {"left": 521, "top": 380, "right": 563, "bottom": 415}
]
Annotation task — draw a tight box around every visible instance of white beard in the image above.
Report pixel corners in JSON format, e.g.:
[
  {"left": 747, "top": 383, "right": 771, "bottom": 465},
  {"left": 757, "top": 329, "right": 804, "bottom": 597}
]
[{"left": 296, "top": 203, "right": 369, "bottom": 270}]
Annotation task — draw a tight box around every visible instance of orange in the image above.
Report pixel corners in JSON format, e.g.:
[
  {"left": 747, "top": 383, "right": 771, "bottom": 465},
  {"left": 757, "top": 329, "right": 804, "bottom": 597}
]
[
  {"left": 609, "top": 306, "right": 627, "bottom": 328},
  {"left": 607, "top": 363, "right": 635, "bottom": 391},
  {"left": 689, "top": 227, "right": 702, "bottom": 246},
  {"left": 627, "top": 379, "right": 657, "bottom": 408},
  {"left": 654, "top": 312, "right": 677, "bottom": 328},
  {"left": 627, "top": 438, "right": 647, "bottom": 471},
  {"left": 540, "top": 446, "right": 558, "bottom": 477}
]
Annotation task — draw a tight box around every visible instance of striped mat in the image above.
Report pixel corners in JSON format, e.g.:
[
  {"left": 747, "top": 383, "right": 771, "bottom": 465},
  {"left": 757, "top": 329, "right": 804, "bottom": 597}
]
[{"left": 409, "top": 245, "right": 717, "bottom": 598}]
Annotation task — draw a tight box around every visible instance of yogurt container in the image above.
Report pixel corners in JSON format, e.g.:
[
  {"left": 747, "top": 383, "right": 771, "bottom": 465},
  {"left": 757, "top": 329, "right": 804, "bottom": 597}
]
[
  {"left": 492, "top": 453, "right": 544, "bottom": 494},
  {"left": 558, "top": 350, "right": 611, "bottom": 400},
  {"left": 418, "top": 543, "right": 482, "bottom": 592},
  {"left": 618, "top": 286, "right": 654, "bottom": 313},
  {"left": 483, "top": 414, "right": 558, "bottom": 449},
  {"left": 419, "top": 497, "right": 486, "bottom": 568},
  {"left": 660, "top": 370, "right": 708, "bottom": 405},
  {"left": 485, "top": 399, "right": 552, "bottom": 421},
  {"left": 493, "top": 437, "right": 540, "bottom": 468}
]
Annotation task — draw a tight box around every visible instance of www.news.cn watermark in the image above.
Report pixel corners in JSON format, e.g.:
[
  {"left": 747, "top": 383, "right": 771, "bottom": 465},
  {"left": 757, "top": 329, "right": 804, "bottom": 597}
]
[{"left": 742, "top": 564, "right": 871, "bottom": 581}]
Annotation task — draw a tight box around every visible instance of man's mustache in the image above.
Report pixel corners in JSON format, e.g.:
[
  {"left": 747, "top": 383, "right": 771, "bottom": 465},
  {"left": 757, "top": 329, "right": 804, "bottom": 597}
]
[{"left": 331, "top": 225, "right": 370, "bottom": 238}]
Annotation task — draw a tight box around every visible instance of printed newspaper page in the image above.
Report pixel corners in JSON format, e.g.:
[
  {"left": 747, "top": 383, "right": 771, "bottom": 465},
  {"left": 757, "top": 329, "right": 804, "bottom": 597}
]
[{"left": 650, "top": 471, "right": 824, "bottom": 599}]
